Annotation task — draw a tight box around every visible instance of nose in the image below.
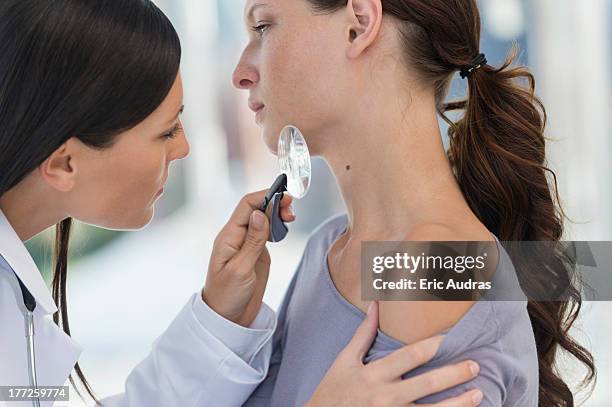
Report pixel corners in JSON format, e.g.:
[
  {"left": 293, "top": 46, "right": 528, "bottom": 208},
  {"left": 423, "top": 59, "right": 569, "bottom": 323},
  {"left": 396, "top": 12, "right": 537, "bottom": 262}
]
[
  {"left": 176, "top": 133, "right": 190, "bottom": 160},
  {"left": 170, "top": 122, "right": 190, "bottom": 161},
  {"left": 232, "top": 50, "right": 259, "bottom": 90},
  {"left": 177, "top": 136, "right": 190, "bottom": 160}
]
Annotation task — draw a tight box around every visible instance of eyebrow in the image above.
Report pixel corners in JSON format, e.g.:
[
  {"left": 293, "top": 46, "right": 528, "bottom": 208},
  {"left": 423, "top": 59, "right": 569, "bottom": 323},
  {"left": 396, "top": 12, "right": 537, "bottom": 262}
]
[
  {"left": 167, "top": 104, "right": 184, "bottom": 124},
  {"left": 245, "top": 2, "right": 268, "bottom": 21}
]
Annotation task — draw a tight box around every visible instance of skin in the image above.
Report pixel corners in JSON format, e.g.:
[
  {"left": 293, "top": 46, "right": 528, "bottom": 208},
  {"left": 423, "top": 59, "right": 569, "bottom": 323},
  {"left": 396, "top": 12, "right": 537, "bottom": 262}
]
[
  {"left": 233, "top": 0, "right": 499, "bottom": 346},
  {"left": 0, "top": 73, "right": 189, "bottom": 240}
]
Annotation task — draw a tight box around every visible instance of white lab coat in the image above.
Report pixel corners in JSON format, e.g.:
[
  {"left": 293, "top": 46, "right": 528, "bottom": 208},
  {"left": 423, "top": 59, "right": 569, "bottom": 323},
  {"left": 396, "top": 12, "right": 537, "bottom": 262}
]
[{"left": 0, "top": 209, "right": 277, "bottom": 406}]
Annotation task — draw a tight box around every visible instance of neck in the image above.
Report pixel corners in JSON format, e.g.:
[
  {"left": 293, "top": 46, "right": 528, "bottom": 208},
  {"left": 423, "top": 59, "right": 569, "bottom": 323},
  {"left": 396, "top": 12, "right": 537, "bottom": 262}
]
[
  {"left": 0, "top": 175, "right": 66, "bottom": 242},
  {"left": 320, "top": 88, "right": 474, "bottom": 240}
]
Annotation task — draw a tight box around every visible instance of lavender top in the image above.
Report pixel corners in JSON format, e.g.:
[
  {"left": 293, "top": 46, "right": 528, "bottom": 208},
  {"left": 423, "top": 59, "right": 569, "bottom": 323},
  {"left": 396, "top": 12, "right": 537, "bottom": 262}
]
[{"left": 243, "top": 214, "right": 538, "bottom": 406}]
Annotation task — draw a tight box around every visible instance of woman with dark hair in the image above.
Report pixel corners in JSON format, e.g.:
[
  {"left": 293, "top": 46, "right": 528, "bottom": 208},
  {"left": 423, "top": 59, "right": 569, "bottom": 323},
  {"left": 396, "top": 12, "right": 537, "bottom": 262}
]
[
  {"left": 233, "top": 0, "right": 597, "bottom": 406},
  {"left": 0, "top": 1, "right": 486, "bottom": 406}
]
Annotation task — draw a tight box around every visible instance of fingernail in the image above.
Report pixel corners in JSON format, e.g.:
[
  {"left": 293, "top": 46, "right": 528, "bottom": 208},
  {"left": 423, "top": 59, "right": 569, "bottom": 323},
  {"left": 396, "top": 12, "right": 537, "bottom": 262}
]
[
  {"left": 471, "top": 390, "right": 483, "bottom": 405},
  {"left": 288, "top": 205, "right": 295, "bottom": 217},
  {"left": 251, "top": 211, "right": 265, "bottom": 231},
  {"left": 468, "top": 361, "right": 480, "bottom": 376}
]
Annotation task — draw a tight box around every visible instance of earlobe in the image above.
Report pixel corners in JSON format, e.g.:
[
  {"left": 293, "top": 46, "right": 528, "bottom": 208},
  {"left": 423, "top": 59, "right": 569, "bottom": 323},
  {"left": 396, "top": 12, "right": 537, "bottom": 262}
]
[
  {"left": 345, "top": 0, "right": 383, "bottom": 59},
  {"left": 39, "top": 140, "right": 77, "bottom": 192}
]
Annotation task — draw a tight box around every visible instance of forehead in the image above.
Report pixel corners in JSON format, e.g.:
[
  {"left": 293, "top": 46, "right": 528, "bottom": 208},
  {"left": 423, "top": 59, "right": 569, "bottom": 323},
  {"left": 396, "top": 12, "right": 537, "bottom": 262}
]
[
  {"left": 243, "top": 0, "right": 317, "bottom": 20},
  {"left": 244, "top": 0, "right": 279, "bottom": 19},
  {"left": 245, "top": 1, "right": 265, "bottom": 13}
]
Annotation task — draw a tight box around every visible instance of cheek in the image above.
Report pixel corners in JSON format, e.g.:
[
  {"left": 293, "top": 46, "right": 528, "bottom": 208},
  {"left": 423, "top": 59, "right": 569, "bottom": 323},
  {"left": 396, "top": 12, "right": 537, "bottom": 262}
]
[
  {"left": 120, "top": 154, "right": 165, "bottom": 198},
  {"left": 262, "top": 28, "right": 341, "bottom": 153},
  {"left": 75, "top": 148, "right": 166, "bottom": 229},
  {"left": 266, "top": 30, "right": 329, "bottom": 111},
  {"left": 124, "top": 151, "right": 165, "bottom": 198}
]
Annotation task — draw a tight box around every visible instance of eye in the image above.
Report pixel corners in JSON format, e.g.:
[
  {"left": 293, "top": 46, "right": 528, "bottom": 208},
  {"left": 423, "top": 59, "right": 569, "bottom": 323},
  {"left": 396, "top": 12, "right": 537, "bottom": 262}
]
[
  {"left": 250, "top": 23, "right": 270, "bottom": 37},
  {"left": 162, "top": 123, "right": 182, "bottom": 140}
]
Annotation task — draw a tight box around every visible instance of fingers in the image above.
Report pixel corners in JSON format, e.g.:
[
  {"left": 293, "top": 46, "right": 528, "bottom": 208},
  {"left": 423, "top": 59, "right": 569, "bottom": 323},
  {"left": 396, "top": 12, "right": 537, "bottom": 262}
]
[
  {"left": 225, "top": 210, "right": 270, "bottom": 276},
  {"left": 370, "top": 335, "right": 444, "bottom": 380},
  {"left": 229, "top": 190, "right": 270, "bottom": 228},
  {"left": 418, "top": 389, "right": 483, "bottom": 407},
  {"left": 343, "top": 301, "right": 380, "bottom": 361},
  {"left": 279, "top": 192, "right": 293, "bottom": 208},
  {"left": 273, "top": 192, "right": 295, "bottom": 222},
  {"left": 230, "top": 190, "right": 295, "bottom": 229},
  {"left": 211, "top": 191, "right": 295, "bottom": 269},
  {"left": 279, "top": 204, "right": 296, "bottom": 222},
  {"left": 397, "top": 360, "right": 480, "bottom": 403}
]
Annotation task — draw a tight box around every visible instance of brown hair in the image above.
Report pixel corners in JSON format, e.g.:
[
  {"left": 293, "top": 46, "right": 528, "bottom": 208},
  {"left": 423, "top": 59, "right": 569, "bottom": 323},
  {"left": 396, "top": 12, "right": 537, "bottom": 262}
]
[{"left": 307, "top": 0, "right": 595, "bottom": 405}]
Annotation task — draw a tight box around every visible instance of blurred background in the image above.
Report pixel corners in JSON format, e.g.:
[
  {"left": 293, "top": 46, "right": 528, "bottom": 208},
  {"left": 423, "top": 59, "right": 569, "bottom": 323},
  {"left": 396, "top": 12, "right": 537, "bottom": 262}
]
[{"left": 24, "top": 0, "right": 611, "bottom": 405}]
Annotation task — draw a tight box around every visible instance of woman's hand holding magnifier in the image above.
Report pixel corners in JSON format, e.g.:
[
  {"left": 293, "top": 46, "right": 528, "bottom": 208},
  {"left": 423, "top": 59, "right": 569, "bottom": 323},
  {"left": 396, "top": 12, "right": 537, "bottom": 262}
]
[
  {"left": 202, "top": 125, "right": 308, "bottom": 326},
  {"left": 202, "top": 190, "right": 295, "bottom": 327}
]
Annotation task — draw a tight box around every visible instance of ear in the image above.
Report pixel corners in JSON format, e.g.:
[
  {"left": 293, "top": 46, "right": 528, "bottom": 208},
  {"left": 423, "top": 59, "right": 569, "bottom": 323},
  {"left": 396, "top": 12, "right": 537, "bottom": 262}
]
[
  {"left": 345, "top": 0, "right": 383, "bottom": 59},
  {"left": 38, "top": 138, "right": 79, "bottom": 192}
]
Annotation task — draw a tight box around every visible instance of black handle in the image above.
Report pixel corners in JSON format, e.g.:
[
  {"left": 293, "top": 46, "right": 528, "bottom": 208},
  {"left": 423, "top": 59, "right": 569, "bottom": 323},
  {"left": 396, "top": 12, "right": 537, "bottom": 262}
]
[{"left": 261, "top": 174, "right": 289, "bottom": 242}]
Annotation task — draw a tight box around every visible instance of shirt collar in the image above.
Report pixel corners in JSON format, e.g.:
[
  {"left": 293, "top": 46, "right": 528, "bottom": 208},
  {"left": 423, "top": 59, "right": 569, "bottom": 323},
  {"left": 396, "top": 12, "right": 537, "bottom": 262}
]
[{"left": 0, "top": 208, "right": 58, "bottom": 315}]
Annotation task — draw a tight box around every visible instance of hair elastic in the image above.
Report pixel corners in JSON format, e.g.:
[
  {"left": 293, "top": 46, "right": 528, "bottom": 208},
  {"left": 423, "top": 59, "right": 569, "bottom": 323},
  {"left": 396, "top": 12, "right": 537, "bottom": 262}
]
[{"left": 460, "top": 53, "right": 487, "bottom": 79}]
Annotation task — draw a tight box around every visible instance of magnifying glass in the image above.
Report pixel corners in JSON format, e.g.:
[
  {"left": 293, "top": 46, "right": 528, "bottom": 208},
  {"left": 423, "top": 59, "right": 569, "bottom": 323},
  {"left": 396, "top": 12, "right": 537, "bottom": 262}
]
[{"left": 260, "top": 125, "right": 311, "bottom": 242}]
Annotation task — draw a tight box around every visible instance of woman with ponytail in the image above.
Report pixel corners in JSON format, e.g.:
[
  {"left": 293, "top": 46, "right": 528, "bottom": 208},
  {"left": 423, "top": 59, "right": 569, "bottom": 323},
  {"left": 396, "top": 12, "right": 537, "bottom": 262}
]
[{"left": 233, "top": 0, "right": 596, "bottom": 406}]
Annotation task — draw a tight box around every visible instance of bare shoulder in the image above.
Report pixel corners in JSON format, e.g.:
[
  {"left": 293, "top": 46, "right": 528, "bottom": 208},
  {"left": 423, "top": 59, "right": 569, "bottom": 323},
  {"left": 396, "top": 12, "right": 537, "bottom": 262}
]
[{"left": 378, "top": 221, "right": 493, "bottom": 346}]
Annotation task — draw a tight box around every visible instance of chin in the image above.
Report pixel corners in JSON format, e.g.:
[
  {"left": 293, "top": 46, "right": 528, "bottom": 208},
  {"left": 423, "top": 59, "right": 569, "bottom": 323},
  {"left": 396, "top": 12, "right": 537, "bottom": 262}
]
[
  {"left": 262, "top": 125, "right": 280, "bottom": 155},
  {"left": 79, "top": 204, "right": 155, "bottom": 231},
  {"left": 136, "top": 207, "right": 156, "bottom": 229},
  {"left": 116, "top": 207, "right": 155, "bottom": 231}
]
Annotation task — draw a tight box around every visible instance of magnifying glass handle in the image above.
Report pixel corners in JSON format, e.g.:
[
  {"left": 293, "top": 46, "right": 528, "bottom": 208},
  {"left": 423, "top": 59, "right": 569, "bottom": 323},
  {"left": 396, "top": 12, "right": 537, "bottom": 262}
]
[
  {"left": 261, "top": 174, "right": 289, "bottom": 242},
  {"left": 265, "top": 192, "right": 289, "bottom": 242}
]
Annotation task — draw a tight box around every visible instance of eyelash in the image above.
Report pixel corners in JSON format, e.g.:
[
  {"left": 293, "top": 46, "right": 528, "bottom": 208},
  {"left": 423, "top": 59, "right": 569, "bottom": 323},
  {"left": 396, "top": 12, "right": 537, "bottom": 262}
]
[
  {"left": 251, "top": 23, "right": 270, "bottom": 37},
  {"left": 163, "top": 123, "right": 182, "bottom": 140}
]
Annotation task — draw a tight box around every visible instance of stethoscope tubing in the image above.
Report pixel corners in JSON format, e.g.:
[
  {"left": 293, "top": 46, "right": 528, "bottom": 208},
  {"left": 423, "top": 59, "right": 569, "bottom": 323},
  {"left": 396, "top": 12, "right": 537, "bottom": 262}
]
[
  {"left": 24, "top": 310, "right": 41, "bottom": 407},
  {"left": 13, "top": 271, "right": 41, "bottom": 407}
]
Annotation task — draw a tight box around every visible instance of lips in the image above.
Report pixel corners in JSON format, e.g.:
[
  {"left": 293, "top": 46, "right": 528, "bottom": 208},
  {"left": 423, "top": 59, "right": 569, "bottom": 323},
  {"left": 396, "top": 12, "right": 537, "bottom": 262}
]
[
  {"left": 157, "top": 176, "right": 168, "bottom": 195},
  {"left": 248, "top": 99, "right": 265, "bottom": 113}
]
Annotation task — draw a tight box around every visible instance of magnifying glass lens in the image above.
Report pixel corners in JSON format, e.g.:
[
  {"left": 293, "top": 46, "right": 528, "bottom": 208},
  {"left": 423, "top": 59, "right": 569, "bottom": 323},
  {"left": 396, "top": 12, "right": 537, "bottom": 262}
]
[{"left": 278, "top": 125, "right": 311, "bottom": 199}]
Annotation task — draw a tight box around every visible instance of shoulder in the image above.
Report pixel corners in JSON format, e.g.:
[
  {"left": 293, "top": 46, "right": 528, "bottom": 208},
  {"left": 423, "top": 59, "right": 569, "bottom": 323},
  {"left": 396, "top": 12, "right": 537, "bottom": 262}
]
[
  {"left": 434, "top": 302, "right": 538, "bottom": 405},
  {"left": 375, "top": 218, "right": 538, "bottom": 404},
  {"left": 396, "top": 300, "right": 538, "bottom": 406},
  {"left": 379, "top": 222, "right": 497, "bottom": 346}
]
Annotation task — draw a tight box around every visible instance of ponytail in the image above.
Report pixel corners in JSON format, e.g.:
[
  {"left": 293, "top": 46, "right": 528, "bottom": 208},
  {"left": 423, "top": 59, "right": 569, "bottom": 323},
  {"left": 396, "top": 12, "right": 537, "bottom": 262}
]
[
  {"left": 441, "top": 45, "right": 596, "bottom": 406},
  {"left": 52, "top": 218, "right": 100, "bottom": 404},
  {"left": 442, "top": 45, "right": 555, "bottom": 241}
]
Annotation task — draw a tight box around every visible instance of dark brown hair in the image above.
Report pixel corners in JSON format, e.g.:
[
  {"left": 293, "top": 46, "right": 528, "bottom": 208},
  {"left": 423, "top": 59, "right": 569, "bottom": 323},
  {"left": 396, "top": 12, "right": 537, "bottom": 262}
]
[
  {"left": 307, "top": 0, "right": 595, "bottom": 405},
  {"left": 0, "top": 0, "right": 181, "bottom": 403}
]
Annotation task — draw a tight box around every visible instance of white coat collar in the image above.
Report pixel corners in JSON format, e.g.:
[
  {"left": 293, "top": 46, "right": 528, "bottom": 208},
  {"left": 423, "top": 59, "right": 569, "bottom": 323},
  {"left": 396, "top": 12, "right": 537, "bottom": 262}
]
[{"left": 0, "top": 208, "right": 58, "bottom": 315}]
